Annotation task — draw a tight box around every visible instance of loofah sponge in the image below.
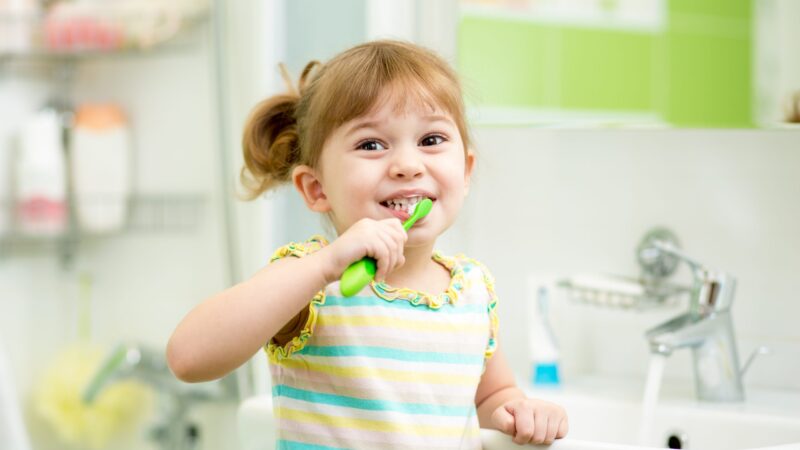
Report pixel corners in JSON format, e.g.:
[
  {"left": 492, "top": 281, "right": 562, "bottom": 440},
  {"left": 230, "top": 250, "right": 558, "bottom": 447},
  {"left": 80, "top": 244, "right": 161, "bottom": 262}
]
[{"left": 32, "top": 343, "right": 154, "bottom": 449}]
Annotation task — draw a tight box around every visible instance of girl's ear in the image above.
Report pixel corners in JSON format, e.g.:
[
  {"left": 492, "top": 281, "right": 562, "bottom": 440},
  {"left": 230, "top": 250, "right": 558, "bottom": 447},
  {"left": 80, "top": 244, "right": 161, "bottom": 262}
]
[
  {"left": 464, "top": 150, "right": 476, "bottom": 196},
  {"left": 292, "top": 165, "right": 331, "bottom": 213}
]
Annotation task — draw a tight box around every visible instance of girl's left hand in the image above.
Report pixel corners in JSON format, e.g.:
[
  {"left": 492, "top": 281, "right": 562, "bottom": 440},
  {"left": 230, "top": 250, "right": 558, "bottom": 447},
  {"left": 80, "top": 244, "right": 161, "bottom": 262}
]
[{"left": 491, "top": 398, "right": 569, "bottom": 445}]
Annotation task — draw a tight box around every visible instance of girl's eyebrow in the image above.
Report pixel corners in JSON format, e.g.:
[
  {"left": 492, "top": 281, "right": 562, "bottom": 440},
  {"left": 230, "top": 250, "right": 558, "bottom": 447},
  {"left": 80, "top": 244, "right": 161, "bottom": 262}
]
[
  {"left": 346, "top": 119, "right": 382, "bottom": 134},
  {"left": 424, "top": 114, "right": 455, "bottom": 126},
  {"left": 346, "top": 114, "right": 454, "bottom": 135}
]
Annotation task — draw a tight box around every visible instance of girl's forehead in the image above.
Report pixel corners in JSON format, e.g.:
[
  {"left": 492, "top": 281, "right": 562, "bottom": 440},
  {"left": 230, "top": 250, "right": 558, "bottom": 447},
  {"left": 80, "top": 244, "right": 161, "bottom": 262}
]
[
  {"left": 338, "top": 106, "right": 454, "bottom": 139},
  {"left": 368, "top": 79, "right": 448, "bottom": 113},
  {"left": 354, "top": 91, "right": 453, "bottom": 125}
]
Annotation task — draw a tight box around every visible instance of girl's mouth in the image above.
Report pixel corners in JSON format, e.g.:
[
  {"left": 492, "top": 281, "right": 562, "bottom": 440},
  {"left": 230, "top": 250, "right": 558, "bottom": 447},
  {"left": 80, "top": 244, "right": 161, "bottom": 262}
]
[{"left": 379, "top": 196, "right": 433, "bottom": 222}]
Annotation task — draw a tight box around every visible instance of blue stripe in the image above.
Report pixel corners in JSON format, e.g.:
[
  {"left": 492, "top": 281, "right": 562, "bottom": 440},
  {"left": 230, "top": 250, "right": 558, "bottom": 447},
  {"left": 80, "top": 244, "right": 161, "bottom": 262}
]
[
  {"left": 273, "top": 385, "right": 470, "bottom": 417},
  {"left": 323, "top": 295, "right": 486, "bottom": 313},
  {"left": 295, "top": 345, "right": 483, "bottom": 365},
  {"left": 277, "top": 440, "right": 347, "bottom": 450}
]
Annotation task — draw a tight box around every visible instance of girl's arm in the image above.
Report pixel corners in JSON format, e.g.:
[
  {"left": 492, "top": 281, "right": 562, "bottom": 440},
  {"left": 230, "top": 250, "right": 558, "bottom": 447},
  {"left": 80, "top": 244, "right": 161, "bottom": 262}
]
[
  {"left": 475, "top": 344, "right": 569, "bottom": 445},
  {"left": 475, "top": 346, "right": 525, "bottom": 424},
  {"left": 167, "top": 217, "right": 407, "bottom": 383},
  {"left": 166, "top": 249, "right": 333, "bottom": 383}
]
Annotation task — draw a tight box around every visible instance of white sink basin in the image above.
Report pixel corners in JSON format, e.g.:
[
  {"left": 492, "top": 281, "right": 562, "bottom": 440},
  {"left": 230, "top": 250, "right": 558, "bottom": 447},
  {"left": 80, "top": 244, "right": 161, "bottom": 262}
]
[{"left": 238, "top": 376, "right": 800, "bottom": 450}]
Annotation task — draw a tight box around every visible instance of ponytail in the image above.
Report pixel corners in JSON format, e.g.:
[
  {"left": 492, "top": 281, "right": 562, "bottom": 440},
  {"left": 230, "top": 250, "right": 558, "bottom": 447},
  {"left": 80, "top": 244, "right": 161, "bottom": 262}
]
[{"left": 240, "top": 62, "right": 320, "bottom": 199}]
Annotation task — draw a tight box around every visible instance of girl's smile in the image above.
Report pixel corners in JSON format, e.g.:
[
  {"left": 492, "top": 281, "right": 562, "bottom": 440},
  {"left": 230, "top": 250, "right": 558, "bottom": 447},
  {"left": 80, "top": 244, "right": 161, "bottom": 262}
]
[{"left": 378, "top": 190, "right": 437, "bottom": 221}]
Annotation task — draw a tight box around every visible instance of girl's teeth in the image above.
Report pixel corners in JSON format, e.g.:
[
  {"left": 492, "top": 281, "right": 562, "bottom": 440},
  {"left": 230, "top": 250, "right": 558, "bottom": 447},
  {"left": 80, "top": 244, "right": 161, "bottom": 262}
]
[{"left": 384, "top": 196, "right": 423, "bottom": 212}]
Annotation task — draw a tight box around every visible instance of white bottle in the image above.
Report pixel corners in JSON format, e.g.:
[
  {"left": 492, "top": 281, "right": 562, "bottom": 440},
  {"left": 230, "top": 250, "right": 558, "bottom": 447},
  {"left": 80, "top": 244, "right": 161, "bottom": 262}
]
[
  {"left": 70, "top": 104, "right": 131, "bottom": 233},
  {"left": 15, "top": 108, "right": 68, "bottom": 236},
  {"left": 529, "top": 284, "right": 561, "bottom": 386}
]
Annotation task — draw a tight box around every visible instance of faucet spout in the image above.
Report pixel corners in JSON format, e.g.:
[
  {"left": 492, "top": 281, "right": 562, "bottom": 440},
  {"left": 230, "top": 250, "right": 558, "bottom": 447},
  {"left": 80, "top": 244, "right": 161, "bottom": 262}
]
[
  {"left": 641, "top": 238, "right": 745, "bottom": 402},
  {"left": 647, "top": 310, "right": 729, "bottom": 354}
]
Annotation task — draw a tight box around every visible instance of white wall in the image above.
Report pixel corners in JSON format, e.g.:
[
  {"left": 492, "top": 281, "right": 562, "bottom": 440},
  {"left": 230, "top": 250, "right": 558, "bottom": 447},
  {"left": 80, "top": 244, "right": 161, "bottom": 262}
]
[{"left": 457, "top": 127, "right": 800, "bottom": 392}]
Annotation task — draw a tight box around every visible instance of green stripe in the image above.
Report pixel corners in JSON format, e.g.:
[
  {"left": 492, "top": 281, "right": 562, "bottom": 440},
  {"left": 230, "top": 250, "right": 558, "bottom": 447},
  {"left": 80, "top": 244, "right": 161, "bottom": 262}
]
[
  {"left": 323, "top": 295, "right": 486, "bottom": 314},
  {"left": 277, "top": 440, "right": 347, "bottom": 450},
  {"left": 273, "top": 385, "right": 471, "bottom": 417},
  {"left": 295, "top": 345, "right": 484, "bottom": 365}
]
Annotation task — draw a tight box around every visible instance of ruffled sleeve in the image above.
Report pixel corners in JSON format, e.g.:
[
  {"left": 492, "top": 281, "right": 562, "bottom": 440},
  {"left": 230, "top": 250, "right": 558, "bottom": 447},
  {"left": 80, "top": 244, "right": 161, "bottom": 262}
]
[
  {"left": 478, "top": 262, "right": 500, "bottom": 362},
  {"left": 265, "top": 235, "right": 329, "bottom": 363},
  {"left": 460, "top": 256, "right": 500, "bottom": 363}
]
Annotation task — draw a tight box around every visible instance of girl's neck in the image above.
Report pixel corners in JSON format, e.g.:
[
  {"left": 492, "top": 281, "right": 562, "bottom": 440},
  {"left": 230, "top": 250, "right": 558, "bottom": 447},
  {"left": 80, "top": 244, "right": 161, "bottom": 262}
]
[{"left": 384, "top": 241, "right": 451, "bottom": 293}]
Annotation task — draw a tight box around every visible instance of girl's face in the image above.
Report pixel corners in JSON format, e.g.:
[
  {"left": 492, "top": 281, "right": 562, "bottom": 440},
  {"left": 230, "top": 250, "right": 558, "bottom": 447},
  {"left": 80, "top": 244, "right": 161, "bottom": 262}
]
[{"left": 312, "top": 93, "right": 474, "bottom": 247}]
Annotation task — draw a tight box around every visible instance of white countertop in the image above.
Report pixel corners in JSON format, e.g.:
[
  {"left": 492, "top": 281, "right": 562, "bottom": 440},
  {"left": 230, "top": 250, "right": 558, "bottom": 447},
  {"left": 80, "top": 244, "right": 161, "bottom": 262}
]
[{"left": 528, "top": 374, "right": 800, "bottom": 419}]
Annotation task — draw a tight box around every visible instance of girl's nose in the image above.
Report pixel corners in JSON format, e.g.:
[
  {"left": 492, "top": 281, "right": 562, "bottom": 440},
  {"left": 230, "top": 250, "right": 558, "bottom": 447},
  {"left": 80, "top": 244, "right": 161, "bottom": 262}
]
[{"left": 389, "top": 145, "right": 424, "bottom": 180}]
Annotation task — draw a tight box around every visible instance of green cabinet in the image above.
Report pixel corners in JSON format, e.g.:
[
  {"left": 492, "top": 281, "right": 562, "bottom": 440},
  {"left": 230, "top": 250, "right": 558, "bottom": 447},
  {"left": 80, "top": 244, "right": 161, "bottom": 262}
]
[
  {"left": 458, "top": 0, "right": 753, "bottom": 127},
  {"left": 665, "top": 1, "right": 752, "bottom": 127}
]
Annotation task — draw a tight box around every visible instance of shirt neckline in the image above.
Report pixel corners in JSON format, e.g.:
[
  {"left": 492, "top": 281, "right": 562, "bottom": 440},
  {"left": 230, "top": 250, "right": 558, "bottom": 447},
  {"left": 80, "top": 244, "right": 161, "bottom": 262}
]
[{"left": 369, "top": 252, "right": 466, "bottom": 309}]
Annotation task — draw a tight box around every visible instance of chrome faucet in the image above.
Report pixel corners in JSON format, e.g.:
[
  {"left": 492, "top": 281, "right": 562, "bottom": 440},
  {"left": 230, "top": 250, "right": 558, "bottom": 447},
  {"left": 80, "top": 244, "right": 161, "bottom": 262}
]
[
  {"left": 82, "top": 343, "right": 236, "bottom": 450},
  {"left": 642, "top": 238, "right": 749, "bottom": 402}
]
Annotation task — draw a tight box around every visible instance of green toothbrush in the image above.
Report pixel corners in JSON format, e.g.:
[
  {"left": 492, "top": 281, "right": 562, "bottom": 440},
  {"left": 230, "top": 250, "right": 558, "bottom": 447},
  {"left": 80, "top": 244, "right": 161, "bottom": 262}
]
[{"left": 339, "top": 198, "right": 433, "bottom": 297}]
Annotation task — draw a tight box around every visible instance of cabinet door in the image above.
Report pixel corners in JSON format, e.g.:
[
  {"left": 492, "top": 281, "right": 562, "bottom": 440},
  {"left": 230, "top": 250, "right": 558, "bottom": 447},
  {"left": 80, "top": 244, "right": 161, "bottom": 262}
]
[{"left": 457, "top": 0, "right": 755, "bottom": 128}]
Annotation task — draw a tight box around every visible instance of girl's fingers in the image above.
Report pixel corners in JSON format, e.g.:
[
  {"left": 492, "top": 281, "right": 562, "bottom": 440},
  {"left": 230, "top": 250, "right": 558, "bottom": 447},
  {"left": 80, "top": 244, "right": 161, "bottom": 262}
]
[
  {"left": 490, "top": 406, "right": 515, "bottom": 436},
  {"left": 373, "top": 239, "right": 393, "bottom": 281},
  {"left": 353, "top": 219, "right": 407, "bottom": 282},
  {"left": 510, "top": 406, "right": 534, "bottom": 445},
  {"left": 557, "top": 416, "right": 569, "bottom": 438},
  {"left": 378, "top": 230, "right": 400, "bottom": 276},
  {"left": 383, "top": 219, "right": 408, "bottom": 256},
  {"left": 543, "top": 418, "right": 560, "bottom": 444},
  {"left": 530, "top": 413, "right": 548, "bottom": 444},
  {"left": 379, "top": 222, "right": 406, "bottom": 272}
]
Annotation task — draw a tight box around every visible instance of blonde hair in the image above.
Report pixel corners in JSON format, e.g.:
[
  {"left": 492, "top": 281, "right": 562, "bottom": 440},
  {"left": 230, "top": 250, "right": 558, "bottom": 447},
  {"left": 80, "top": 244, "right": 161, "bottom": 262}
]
[{"left": 240, "top": 40, "right": 471, "bottom": 199}]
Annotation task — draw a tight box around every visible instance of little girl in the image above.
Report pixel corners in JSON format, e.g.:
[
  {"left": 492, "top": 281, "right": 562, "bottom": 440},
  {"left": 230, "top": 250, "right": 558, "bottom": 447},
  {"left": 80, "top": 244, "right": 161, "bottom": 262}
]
[{"left": 167, "top": 40, "right": 568, "bottom": 449}]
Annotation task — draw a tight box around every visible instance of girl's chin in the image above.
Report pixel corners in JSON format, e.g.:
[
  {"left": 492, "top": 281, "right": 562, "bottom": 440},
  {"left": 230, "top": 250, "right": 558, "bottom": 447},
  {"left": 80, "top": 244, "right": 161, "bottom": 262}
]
[{"left": 405, "top": 228, "right": 439, "bottom": 247}]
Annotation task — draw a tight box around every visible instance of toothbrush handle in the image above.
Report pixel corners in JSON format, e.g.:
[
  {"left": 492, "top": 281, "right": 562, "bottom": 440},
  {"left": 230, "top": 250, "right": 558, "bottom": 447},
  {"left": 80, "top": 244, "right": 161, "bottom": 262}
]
[{"left": 340, "top": 257, "right": 377, "bottom": 297}]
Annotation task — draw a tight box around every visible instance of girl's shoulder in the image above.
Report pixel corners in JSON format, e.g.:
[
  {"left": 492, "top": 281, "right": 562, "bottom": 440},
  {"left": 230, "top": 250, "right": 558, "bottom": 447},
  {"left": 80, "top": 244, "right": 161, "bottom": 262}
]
[
  {"left": 439, "top": 252, "right": 499, "bottom": 305},
  {"left": 447, "top": 253, "right": 496, "bottom": 285},
  {"left": 269, "top": 235, "right": 328, "bottom": 262}
]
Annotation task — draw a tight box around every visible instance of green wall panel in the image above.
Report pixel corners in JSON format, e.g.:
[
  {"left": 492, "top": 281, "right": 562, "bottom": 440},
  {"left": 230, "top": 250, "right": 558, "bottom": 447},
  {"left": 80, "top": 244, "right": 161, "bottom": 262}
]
[
  {"left": 664, "top": 0, "right": 752, "bottom": 127},
  {"left": 560, "top": 27, "right": 654, "bottom": 111},
  {"left": 458, "top": 17, "right": 554, "bottom": 107},
  {"left": 458, "top": 18, "right": 654, "bottom": 111},
  {"left": 669, "top": 0, "right": 751, "bottom": 20},
  {"left": 457, "top": 0, "right": 753, "bottom": 127},
  {"left": 664, "top": 32, "right": 752, "bottom": 127}
]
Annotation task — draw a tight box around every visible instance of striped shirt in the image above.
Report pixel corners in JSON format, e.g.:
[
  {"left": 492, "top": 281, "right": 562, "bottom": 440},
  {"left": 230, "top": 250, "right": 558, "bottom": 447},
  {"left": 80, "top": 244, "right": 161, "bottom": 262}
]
[{"left": 265, "top": 236, "right": 499, "bottom": 450}]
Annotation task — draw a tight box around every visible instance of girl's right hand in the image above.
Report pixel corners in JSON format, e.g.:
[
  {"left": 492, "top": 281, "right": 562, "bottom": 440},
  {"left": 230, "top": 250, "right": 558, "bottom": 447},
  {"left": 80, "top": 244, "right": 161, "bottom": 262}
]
[{"left": 320, "top": 218, "right": 408, "bottom": 284}]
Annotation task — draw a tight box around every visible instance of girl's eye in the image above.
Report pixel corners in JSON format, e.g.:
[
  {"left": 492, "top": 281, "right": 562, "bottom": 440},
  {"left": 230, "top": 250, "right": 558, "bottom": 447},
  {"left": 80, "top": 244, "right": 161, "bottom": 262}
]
[
  {"left": 356, "top": 140, "right": 386, "bottom": 151},
  {"left": 420, "top": 134, "right": 446, "bottom": 146}
]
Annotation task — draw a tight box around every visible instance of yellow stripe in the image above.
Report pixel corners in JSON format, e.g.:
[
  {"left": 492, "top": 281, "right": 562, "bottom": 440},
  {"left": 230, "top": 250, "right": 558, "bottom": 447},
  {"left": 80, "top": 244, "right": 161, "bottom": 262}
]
[
  {"left": 277, "top": 358, "right": 478, "bottom": 385},
  {"left": 319, "top": 314, "right": 486, "bottom": 333},
  {"left": 275, "top": 407, "right": 480, "bottom": 438}
]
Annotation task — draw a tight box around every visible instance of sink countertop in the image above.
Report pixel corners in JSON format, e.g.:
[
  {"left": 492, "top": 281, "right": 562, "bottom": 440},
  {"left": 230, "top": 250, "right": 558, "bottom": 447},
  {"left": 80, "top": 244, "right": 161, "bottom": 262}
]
[{"left": 527, "top": 374, "right": 800, "bottom": 420}]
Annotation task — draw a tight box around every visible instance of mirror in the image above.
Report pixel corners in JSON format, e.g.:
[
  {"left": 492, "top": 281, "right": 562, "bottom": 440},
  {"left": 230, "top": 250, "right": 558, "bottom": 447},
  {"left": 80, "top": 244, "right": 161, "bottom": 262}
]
[{"left": 457, "top": 0, "right": 800, "bottom": 128}]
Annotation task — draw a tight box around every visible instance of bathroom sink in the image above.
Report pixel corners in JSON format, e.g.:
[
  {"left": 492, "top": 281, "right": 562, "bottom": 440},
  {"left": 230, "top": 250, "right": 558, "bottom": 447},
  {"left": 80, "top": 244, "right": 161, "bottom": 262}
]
[
  {"left": 238, "top": 376, "right": 800, "bottom": 450},
  {"left": 518, "top": 376, "right": 800, "bottom": 450}
]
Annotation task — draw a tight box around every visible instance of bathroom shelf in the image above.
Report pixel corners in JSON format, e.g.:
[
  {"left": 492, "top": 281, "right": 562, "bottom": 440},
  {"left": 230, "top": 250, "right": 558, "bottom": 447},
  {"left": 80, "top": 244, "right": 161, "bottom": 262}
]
[
  {"left": 0, "top": 194, "right": 206, "bottom": 262},
  {"left": 557, "top": 275, "right": 688, "bottom": 310},
  {"left": 0, "top": 5, "right": 209, "bottom": 64}
]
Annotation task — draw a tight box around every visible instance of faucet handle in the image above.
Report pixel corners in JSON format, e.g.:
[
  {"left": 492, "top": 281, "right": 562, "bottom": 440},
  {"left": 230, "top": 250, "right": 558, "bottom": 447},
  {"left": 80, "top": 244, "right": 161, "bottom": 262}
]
[
  {"left": 637, "top": 228, "right": 681, "bottom": 279},
  {"left": 696, "top": 270, "right": 737, "bottom": 314},
  {"left": 740, "top": 345, "right": 770, "bottom": 378}
]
